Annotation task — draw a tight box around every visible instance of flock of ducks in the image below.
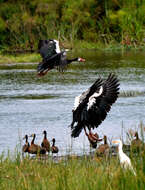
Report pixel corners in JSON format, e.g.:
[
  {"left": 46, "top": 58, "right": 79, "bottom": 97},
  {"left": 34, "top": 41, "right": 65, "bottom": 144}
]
[
  {"left": 22, "top": 39, "right": 144, "bottom": 176},
  {"left": 22, "top": 129, "right": 144, "bottom": 175},
  {"left": 22, "top": 131, "right": 59, "bottom": 155}
]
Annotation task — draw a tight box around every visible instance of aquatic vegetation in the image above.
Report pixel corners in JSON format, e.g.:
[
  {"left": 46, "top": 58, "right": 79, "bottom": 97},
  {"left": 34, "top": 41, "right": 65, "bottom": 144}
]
[
  {"left": 119, "top": 90, "right": 145, "bottom": 98},
  {"left": 0, "top": 142, "right": 144, "bottom": 189},
  {"left": 0, "top": 53, "right": 41, "bottom": 64}
]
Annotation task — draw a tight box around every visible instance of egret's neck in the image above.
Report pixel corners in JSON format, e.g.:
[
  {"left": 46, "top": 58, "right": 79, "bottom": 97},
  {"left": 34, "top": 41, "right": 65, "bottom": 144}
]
[
  {"left": 118, "top": 142, "right": 123, "bottom": 156},
  {"left": 104, "top": 138, "right": 107, "bottom": 145}
]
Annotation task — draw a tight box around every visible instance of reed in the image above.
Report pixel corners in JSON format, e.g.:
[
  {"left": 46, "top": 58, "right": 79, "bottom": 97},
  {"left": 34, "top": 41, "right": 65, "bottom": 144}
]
[
  {"left": 0, "top": 150, "right": 144, "bottom": 190},
  {"left": 119, "top": 90, "right": 145, "bottom": 98},
  {"left": 0, "top": 124, "right": 145, "bottom": 190}
]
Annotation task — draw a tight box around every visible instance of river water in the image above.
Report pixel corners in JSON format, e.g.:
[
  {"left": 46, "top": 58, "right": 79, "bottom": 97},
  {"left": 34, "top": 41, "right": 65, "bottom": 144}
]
[{"left": 0, "top": 50, "right": 145, "bottom": 156}]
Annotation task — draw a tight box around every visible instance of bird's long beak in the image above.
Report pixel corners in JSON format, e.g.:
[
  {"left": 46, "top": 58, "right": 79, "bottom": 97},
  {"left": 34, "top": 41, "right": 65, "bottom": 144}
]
[{"left": 23, "top": 136, "right": 26, "bottom": 140}]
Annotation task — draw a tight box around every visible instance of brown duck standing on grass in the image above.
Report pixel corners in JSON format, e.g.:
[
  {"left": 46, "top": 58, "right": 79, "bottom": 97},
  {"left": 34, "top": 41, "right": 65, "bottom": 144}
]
[
  {"left": 84, "top": 127, "right": 102, "bottom": 148},
  {"left": 29, "top": 134, "right": 46, "bottom": 155},
  {"left": 131, "top": 132, "right": 144, "bottom": 153},
  {"left": 51, "top": 138, "right": 59, "bottom": 154},
  {"left": 22, "top": 135, "right": 30, "bottom": 153},
  {"left": 96, "top": 136, "right": 110, "bottom": 156},
  {"left": 41, "top": 130, "right": 50, "bottom": 153}
]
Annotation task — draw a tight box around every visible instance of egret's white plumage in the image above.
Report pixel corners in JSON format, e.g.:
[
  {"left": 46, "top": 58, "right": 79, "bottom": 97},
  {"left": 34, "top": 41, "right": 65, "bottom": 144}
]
[{"left": 112, "top": 140, "right": 136, "bottom": 176}]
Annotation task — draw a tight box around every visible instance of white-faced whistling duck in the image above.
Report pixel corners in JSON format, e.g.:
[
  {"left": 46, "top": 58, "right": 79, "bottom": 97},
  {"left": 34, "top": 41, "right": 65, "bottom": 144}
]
[
  {"left": 96, "top": 136, "right": 109, "bottom": 156},
  {"left": 51, "top": 138, "right": 59, "bottom": 154},
  {"left": 84, "top": 127, "right": 102, "bottom": 148},
  {"left": 29, "top": 134, "right": 46, "bottom": 154},
  {"left": 41, "top": 130, "right": 50, "bottom": 152},
  {"left": 22, "top": 135, "right": 30, "bottom": 153},
  {"left": 131, "top": 132, "right": 144, "bottom": 153}
]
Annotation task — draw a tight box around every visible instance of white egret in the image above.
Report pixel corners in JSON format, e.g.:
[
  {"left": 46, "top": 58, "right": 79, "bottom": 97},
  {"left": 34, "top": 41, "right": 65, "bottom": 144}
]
[{"left": 112, "top": 140, "right": 136, "bottom": 176}]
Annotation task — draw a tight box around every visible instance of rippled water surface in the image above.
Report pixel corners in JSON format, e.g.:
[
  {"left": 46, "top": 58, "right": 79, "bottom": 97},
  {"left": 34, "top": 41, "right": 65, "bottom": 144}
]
[{"left": 0, "top": 50, "right": 145, "bottom": 155}]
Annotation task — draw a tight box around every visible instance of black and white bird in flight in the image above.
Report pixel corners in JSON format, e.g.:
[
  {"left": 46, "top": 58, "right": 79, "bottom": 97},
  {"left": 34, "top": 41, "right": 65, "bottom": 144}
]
[
  {"left": 70, "top": 73, "right": 120, "bottom": 138},
  {"left": 37, "top": 39, "right": 85, "bottom": 76}
]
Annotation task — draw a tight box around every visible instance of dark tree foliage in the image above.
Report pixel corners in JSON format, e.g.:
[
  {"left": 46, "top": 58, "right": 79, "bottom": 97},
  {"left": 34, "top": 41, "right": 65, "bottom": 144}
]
[{"left": 0, "top": 0, "right": 145, "bottom": 50}]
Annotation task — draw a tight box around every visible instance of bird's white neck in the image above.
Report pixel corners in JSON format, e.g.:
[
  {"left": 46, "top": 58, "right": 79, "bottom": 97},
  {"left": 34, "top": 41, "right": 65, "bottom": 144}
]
[
  {"left": 118, "top": 142, "right": 124, "bottom": 158},
  {"left": 54, "top": 40, "right": 61, "bottom": 53}
]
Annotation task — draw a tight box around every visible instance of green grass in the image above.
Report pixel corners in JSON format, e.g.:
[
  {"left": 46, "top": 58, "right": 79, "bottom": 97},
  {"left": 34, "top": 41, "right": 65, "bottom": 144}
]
[
  {"left": 0, "top": 53, "right": 41, "bottom": 64},
  {"left": 0, "top": 41, "right": 145, "bottom": 64},
  {"left": 0, "top": 150, "right": 145, "bottom": 190},
  {"left": 0, "top": 124, "right": 145, "bottom": 190}
]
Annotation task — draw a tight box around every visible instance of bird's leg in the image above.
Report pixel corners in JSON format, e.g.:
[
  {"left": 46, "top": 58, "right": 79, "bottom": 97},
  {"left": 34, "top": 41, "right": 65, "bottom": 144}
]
[
  {"left": 89, "top": 144, "right": 92, "bottom": 155},
  {"left": 84, "top": 127, "right": 88, "bottom": 136},
  {"left": 61, "top": 71, "right": 65, "bottom": 80},
  {"left": 58, "top": 70, "right": 65, "bottom": 80}
]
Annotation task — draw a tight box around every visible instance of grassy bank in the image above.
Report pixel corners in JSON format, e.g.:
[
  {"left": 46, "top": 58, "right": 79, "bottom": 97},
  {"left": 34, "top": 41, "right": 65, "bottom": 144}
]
[
  {"left": 0, "top": 149, "right": 145, "bottom": 190},
  {"left": 0, "top": 124, "right": 145, "bottom": 190},
  {"left": 0, "top": 41, "right": 145, "bottom": 64},
  {"left": 0, "top": 53, "right": 41, "bottom": 64}
]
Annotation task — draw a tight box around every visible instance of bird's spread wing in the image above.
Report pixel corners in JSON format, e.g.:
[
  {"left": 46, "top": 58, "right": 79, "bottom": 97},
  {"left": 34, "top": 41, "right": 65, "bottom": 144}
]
[
  {"left": 86, "top": 73, "right": 120, "bottom": 127},
  {"left": 71, "top": 73, "right": 120, "bottom": 137},
  {"left": 73, "top": 78, "right": 103, "bottom": 111},
  {"left": 71, "top": 78, "right": 103, "bottom": 137},
  {"left": 38, "top": 39, "right": 60, "bottom": 60},
  {"left": 37, "top": 52, "right": 62, "bottom": 73}
]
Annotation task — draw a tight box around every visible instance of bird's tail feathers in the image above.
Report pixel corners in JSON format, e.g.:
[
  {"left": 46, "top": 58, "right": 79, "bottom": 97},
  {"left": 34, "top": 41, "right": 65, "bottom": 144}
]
[{"left": 71, "top": 123, "right": 83, "bottom": 138}]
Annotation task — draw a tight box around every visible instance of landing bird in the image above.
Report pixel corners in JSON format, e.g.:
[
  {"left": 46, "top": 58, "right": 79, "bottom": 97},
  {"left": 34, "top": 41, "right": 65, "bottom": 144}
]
[
  {"left": 70, "top": 73, "right": 120, "bottom": 138},
  {"left": 37, "top": 39, "right": 85, "bottom": 76},
  {"left": 112, "top": 140, "right": 136, "bottom": 175}
]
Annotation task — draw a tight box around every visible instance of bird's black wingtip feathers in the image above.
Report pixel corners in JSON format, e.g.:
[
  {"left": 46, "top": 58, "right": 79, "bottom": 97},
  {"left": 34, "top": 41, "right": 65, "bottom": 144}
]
[{"left": 71, "top": 124, "right": 83, "bottom": 138}]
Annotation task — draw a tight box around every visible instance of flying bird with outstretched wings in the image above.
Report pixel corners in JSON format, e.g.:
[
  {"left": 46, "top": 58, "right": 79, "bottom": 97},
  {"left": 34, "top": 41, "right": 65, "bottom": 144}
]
[
  {"left": 70, "top": 73, "right": 120, "bottom": 138},
  {"left": 37, "top": 39, "right": 85, "bottom": 76}
]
